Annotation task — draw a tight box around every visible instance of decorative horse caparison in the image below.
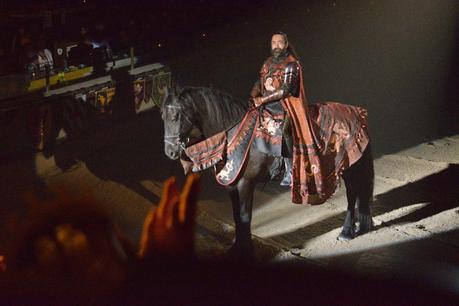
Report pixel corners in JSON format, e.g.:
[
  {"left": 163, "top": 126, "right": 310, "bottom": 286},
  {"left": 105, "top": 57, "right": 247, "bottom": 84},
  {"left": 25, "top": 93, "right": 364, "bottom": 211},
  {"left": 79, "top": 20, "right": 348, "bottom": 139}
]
[{"left": 161, "top": 86, "right": 374, "bottom": 256}]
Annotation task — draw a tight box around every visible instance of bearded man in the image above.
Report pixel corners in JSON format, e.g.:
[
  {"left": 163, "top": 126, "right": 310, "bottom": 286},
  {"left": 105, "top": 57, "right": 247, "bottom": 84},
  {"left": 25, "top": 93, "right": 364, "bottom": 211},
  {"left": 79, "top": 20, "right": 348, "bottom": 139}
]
[
  {"left": 250, "top": 32, "right": 371, "bottom": 207},
  {"left": 250, "top": 31, "right": 299, "bottom": 186}
]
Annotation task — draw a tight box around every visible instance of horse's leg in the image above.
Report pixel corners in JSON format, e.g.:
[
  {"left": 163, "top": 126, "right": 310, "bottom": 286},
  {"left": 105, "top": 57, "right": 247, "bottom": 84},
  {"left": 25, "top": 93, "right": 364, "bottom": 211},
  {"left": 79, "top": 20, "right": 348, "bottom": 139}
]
[
  {"left": 226, "top": 148, "right": 268, "bottom": 259},
  {"left": 227, "top": 177, "right": 256, "bottom": 258},
  {"left": 355, "top": 144, "right": 375, "bottom": 236},
  {"left": 338, "top": 144, "right": 375, "bottom": 241},
  {"left": 338, "top": 173, "right": 357, "bottom": 241}
]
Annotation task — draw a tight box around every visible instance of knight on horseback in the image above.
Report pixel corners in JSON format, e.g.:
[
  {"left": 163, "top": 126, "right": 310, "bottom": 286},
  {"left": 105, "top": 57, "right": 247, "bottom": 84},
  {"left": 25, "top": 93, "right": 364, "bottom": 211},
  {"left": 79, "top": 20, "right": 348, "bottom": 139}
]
[
  {"left": 250, "top": 31, "right": 298, "bottom": 186},
  {"left": 250, "top": 32, "right": 372, "bottom": 210},
  {"left": 162, "top": 31, "right": 374, "bottom": 250}
]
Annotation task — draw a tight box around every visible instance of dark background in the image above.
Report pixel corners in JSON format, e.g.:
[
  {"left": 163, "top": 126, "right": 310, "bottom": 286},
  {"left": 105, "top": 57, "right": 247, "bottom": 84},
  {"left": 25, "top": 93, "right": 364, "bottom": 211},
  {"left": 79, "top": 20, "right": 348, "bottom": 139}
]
[
  {"left": 1, "top": 0, "right": 458, "bottom": 156},
  {"left": 165, "top": 0, "right": 459, "bottom": 157}
]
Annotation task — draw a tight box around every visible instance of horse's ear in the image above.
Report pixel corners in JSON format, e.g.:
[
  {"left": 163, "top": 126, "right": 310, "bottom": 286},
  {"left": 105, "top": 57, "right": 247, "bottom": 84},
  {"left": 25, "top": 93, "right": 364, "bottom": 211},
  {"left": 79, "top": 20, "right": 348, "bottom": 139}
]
[
  {"left": 158, "top": 85, "right": 170, "bottom": 108},
  {"left": 174, "top": 82, "right": 182, "bottom": 96}
]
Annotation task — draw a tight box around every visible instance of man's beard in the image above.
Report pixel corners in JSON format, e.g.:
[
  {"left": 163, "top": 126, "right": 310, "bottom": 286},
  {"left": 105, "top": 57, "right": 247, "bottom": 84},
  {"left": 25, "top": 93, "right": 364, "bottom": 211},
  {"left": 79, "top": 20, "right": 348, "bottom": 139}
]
[{"left": 271, "top": 48, "right": 288, "bottom": 62}]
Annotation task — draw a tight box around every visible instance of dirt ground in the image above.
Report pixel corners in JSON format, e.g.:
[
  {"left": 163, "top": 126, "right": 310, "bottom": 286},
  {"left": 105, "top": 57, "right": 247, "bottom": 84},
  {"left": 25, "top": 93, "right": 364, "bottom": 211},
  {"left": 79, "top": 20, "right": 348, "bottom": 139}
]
[{"left": 2, "top": 109, "right": 458, "bottom": 296}]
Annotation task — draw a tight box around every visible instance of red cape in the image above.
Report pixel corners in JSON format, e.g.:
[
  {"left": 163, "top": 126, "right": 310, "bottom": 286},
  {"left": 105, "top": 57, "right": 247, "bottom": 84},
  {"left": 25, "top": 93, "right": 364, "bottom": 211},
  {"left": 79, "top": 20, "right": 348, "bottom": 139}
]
[{"left": 281, "top": 56, "right": 369, "bottom": 204}]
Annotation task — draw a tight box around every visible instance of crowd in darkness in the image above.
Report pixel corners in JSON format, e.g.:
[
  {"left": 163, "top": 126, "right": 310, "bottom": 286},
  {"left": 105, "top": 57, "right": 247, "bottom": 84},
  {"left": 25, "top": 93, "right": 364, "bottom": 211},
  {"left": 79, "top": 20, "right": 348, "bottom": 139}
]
[{"left": 0, "top": 0, "right": 261, "bottom": 77}]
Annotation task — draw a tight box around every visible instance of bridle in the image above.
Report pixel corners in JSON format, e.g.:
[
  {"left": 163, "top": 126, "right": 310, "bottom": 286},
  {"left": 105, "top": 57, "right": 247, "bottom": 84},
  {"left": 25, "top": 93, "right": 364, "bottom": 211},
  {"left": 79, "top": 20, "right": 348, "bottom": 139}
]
[{"left": 163, "top": 104, "right": 194, "bottom": 152}]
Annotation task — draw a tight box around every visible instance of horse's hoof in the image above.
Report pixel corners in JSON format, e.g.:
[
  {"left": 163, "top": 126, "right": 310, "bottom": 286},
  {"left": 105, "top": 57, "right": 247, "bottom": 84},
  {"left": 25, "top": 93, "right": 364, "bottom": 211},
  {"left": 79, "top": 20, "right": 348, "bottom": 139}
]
[
  {"left": 337, "top": 227, "right": 355, "bottom": 241},
  {"left": 227, "top": 242, "right": 254, "bottom": 263},
  {"left": 356, "top": 214, "right": 373, "bottom": 236}
]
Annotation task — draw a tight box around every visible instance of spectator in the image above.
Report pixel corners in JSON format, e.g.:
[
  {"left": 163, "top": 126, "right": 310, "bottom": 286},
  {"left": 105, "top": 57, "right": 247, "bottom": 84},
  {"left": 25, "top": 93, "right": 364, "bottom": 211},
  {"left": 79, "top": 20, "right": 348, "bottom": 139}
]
[
  {"left": 24, "top": 36, "right": 54, "bottom": 78},
  {"left": 11, "top": 27, "right": 31, "bottom": 56},
  {"left": 2, "top": 173, "right": 200, "bottom": 275},
  {"left": 36, "top": 47, "right": 54, "bottom": 74},
  {"left": 68, "top": 26, "right": 111, "bottom": 70},
  {"left": 68, "top": 33, "right": 93, "bottom": 67},
  {"left": 91, "top": 23, "right": 112, "bottom": 60}
]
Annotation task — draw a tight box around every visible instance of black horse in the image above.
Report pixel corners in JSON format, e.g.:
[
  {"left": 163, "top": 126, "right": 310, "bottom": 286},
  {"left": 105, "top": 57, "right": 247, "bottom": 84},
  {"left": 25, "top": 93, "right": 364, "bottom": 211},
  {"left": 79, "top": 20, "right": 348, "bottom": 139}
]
[{"left": 161, "top": 86, "right": 374, "bottom": 256}]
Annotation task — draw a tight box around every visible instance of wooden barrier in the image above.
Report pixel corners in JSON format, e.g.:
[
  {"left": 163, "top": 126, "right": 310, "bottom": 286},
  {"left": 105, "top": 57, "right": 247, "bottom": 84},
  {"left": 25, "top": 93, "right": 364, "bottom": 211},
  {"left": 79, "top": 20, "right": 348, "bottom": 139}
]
[{"left": 0, "top": 62, "right": 171, "bottom": 154}]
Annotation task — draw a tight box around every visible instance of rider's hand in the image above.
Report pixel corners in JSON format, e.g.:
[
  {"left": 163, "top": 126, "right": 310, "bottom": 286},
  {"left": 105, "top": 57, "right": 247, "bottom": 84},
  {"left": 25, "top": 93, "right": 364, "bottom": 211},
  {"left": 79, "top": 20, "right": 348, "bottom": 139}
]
[{"left": 252, "top": 97, "right": 263, "bottom": 107}]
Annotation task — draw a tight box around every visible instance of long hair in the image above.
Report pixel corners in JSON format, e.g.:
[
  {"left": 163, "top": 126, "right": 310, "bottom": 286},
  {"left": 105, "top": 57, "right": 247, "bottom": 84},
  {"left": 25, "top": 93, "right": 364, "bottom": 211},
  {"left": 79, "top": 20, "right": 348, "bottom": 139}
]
[{"left": 272, "top": 31, "right": 300, "bottom": 62}]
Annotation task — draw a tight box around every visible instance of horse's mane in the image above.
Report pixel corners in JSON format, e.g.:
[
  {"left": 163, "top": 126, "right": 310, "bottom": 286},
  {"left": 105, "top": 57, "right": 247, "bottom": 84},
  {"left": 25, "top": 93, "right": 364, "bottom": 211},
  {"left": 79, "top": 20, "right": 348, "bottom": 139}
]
[{"left": 177, "top": 87, "right": 249, "bottom": 132}]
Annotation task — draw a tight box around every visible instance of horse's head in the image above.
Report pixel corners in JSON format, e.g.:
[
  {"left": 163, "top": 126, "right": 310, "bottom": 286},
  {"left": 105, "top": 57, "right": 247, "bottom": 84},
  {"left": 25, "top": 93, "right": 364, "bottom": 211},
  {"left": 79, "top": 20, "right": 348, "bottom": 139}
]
[{"left": 161, "top": 86, "right": 195, "bottom": 160}]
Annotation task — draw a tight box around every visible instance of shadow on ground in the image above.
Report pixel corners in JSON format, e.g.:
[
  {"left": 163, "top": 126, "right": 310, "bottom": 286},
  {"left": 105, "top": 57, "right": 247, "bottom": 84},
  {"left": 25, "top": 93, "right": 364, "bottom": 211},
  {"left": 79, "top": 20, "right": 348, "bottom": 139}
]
[
  {"left": 52, "top": 109, "right": 184, "bottom": 205},
  {"left": 373, "top": 163, "right": 459, "bottom": 226},
  {"left": 267, "top": 163, "right": 459, "bottom": 248}
]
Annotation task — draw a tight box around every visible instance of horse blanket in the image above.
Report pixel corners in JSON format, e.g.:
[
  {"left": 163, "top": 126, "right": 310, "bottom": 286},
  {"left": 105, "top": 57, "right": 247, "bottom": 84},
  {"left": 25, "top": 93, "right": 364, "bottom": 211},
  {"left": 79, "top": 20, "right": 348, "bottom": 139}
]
[
  {"left": 184, "top": 106, "right": 284, "bottom": 185},
  {"left": 183, "top": 100, "right": 369, "bottom": 205}
]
